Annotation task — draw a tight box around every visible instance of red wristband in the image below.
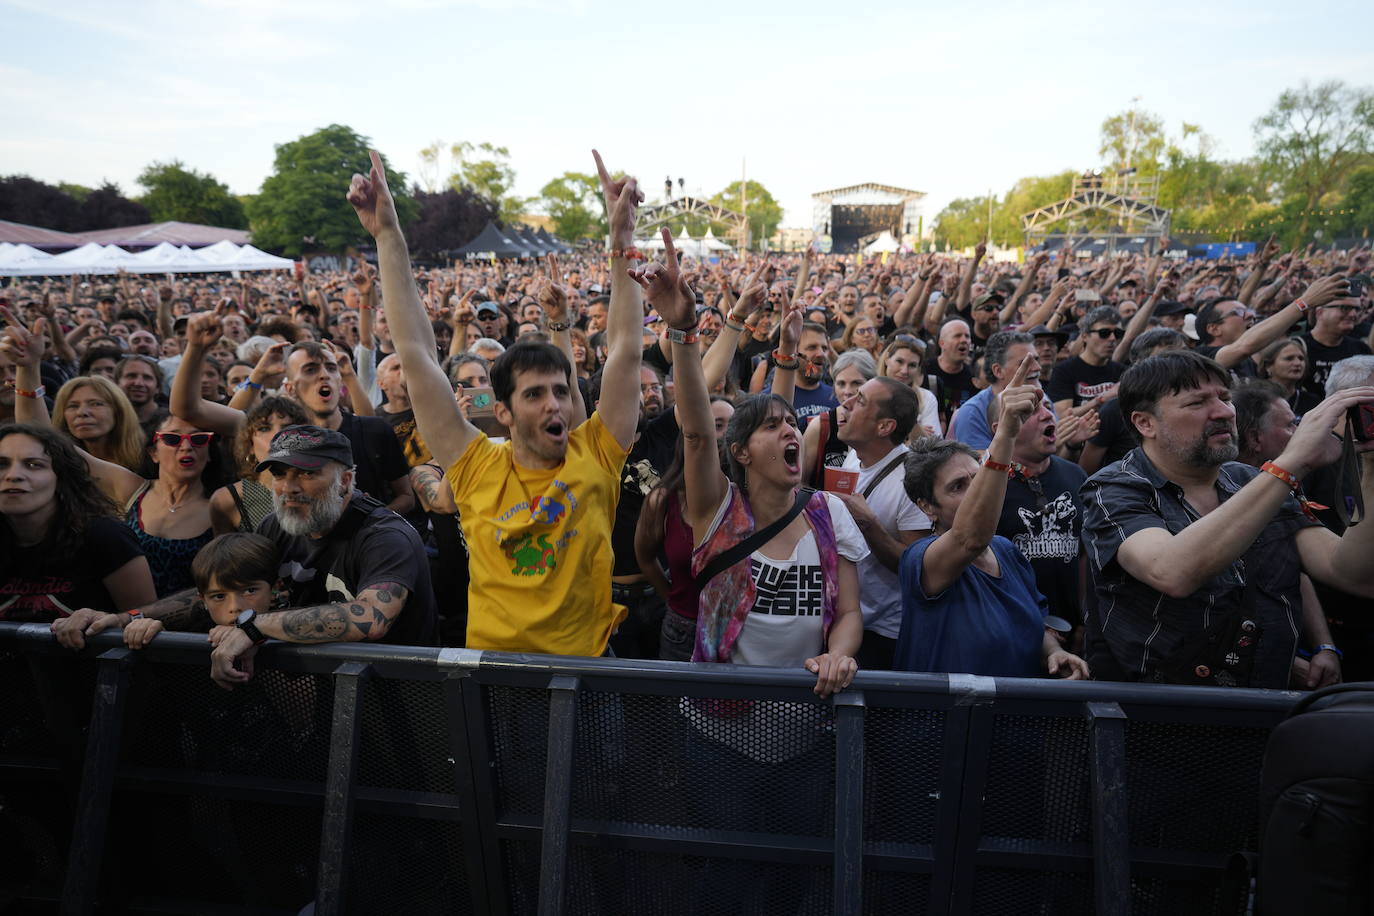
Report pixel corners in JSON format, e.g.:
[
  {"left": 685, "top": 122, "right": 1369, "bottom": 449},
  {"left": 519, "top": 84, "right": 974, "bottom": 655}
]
[
  {"left": 982, "top": 456, "right": 1013, "bottom": 474},
  {"left": 1294, "top": 298, "right": 1310, "bottom": 313},
  {"left": 609, "top": 247, "right": 646, "bottom": 261},
  {"left": 1260, "top": 460, "right": 1301, "bottom": 490}
]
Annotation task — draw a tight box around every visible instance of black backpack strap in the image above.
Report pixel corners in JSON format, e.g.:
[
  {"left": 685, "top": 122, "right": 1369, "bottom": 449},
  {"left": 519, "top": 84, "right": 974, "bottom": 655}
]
[
  {"left": 694, "top": 487, "right": 815, "bottom": 592},
  {"left": 862, "top": 454, "right": 904, "bottom": 499}
]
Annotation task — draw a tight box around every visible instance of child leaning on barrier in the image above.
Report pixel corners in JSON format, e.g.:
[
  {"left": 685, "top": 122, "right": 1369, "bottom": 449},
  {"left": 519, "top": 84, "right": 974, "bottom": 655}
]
[{"left": 123, "top": 533, "right": 282, "bottom": 650}]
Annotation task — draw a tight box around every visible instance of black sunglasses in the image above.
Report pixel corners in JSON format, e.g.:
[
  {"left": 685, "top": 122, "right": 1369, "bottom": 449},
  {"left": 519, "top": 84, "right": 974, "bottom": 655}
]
[
  {"left": 156, "top": 432, "right": 214, "bottom": 448},
  {"left": 1089, "top": 328, "right": 1124, "bottom": 340}
]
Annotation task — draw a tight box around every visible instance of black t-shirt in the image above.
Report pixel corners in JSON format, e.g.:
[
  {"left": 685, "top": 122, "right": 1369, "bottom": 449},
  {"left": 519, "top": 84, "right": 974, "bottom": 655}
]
[
  {"left": 1301, "top": 333, "right": 1371, "bottom": 399},
  {"left": 996, "top": 457, "right": 1088, "bottom": 628},
  {"left": 611, "top": 411, "right": 679, "bottom": 576},
  {"left": 0, "top": 517, "right": 143, "bottom": 621},
  {"left": 1046, "top": 357, "right": 1123, "bottom": 409},
  {"left": 1196, "top": 345, "right": 1258, "bottom": 381},
  {"left": 1088, "top": 398, "right": 1137, "bottom": 467},
  {"left": 257, "top": 493, "right": 438, "bottom": 646},
  {"left": 925, "top": 358, "right": 979, "bottom": 423},
  {"left": 337, "top": 411, "right": 411, "bottom": 505},
  {"left": 378, "top": 405, "right": 431, "bottom": 467}
]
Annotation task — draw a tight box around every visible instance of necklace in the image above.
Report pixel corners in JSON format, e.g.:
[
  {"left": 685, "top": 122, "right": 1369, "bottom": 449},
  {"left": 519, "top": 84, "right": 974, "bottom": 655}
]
[{"left": 159, "top": 484, "right": 189, "bottom": 514}]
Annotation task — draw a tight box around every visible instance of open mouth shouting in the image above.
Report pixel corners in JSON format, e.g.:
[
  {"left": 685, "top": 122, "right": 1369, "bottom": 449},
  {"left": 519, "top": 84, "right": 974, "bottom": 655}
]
[
  {"left": 544, "top": 418, "right": 567, "bottom": 446},
  {"left": 315, "top": 383, "right": 335, "bottom": 405},
  {"left": 782, "top": 442, "right": 801, "bottom": 476},
  {"left": 1042, "top": 423, "right": 1057, "bottom": 447}
]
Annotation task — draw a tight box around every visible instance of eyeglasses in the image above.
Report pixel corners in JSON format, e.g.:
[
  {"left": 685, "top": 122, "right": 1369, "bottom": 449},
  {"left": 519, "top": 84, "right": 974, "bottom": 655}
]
[
  {"left": 974, "top": 304, "right": 999, "bottom": 313},
  {"left": 640, "top": 383, "right": 664, "bottom": 393},
  {"left": 1323, "top": 304, "right": 1360, "bottom": 314},
  {"left": 156, "top": 432, "right": 214, "bottom": 448},
  {"left": 1089, "top": 328, "right": 1124, "bottom": 340},
  {"left": 853, "top": 327, "right": 877, "bottom": 337}
]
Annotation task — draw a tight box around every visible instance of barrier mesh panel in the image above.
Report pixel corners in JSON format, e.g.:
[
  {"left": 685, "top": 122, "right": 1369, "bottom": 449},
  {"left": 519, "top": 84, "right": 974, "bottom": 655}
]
[
  {"left": 863, "top": 706, "right": 945, "bottom": 846},
  {"left": 862, "top": 867, "right": 932, "bottom": 915},
  {"left": 981, "top": 714, "right": 1092, "bottom": 846},
  {"left": 970, "top": 867, "right": 1092, "bottom": 914},
  {"left": 345, "top": 812, "right": 471, "bottom": 914},
  {"left": 106, "top": 792, "right": 320, "bottom": 910},
  {"left": 485, "top": 685, "right": 551, "bottom": 818},
  {"left": 1125, "top": 720, "right": 1269, "bottom": 853},
  {"left": 1129, "top": 874, "right": 1244, "bottom": 916},
  {"left": 355, "top": 676, "right": 455, "bottom": 795},
  {"left": 121, "top": 661, "right": 333, "bottom": 783}
]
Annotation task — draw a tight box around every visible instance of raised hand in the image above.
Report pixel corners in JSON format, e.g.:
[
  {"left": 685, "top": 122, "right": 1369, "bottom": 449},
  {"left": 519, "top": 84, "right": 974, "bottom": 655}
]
[
  {"left": 592, "top": 149, "right": 643, "bottom": 249},
  {"left": 351, "top": 256, "right": 376, "bottom": 296},
  {"left": 996, "top": 354, "right": 1038, "bottom": 439},
  {"left": 0, "top": 306, "right": 47, "bottom": 368},
  {"left": 777, "top": 300, "right": 803, "bottom": 356},
  {"left": 321, "top": 339, "right": 355, "bottom": 381},
  {"left": 536, "top": 254, "right": 571, "bottom": 326},
  {"left": 1277, "top": 386, "right": 1374, "bottom": 476},
  {"left": 346, "top": 150, "right": 402, "bottom": 238},
  {"left": 1298, "top": 273, "right": 1352, "bottom": 310},
  {"left": 184, "top": 310, "right": 224, "bottom": 349},
  {"left": 628, "top": 228, "right": 694, "bottom": 328},
  {"left": 731, "top": 259, "right": 769, "bottom": 321}
]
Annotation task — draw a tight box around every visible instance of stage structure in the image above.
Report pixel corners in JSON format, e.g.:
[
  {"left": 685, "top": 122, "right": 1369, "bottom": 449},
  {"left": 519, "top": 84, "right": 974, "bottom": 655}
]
[
  {"left": 812, "top": 183, "right": 926, "bottom": 254},
  {"left": 1021, "top": 171, "right": 1171, "bottom": 255},
  {"left": 635, "top": 196, "right": 747, "bottom": 248}
]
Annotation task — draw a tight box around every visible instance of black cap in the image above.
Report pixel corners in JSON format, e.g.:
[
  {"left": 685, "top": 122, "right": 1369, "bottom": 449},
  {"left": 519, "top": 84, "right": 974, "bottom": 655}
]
[
  {"left": 1025, "top": 323, "right": 1069, "bottom": 343},
  {"left": 255, "top": 425, "right": 354, "bottom": 473},
  {"left": 1154, "top": 300, "right": 1190, "bottom": 317}
]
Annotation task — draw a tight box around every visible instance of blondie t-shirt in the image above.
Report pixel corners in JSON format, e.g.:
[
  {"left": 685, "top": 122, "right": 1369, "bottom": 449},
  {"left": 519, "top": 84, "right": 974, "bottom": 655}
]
[
  {"left": 446, "top": 412, "right": 629, "bottom": 655},
  {"left": 0, "top": 518, "right": 143, "bottom": 620}
]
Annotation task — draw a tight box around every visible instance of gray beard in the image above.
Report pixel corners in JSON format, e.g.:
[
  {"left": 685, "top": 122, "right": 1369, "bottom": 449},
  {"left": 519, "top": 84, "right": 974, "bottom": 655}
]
[{"left": 274, "top": 486, "right": 347, "bottom": 537}]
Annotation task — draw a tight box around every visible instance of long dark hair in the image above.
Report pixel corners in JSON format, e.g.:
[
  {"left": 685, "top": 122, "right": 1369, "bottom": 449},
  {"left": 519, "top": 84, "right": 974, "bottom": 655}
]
[
  {"left": 722, "top": 393, "right": 795, "bottom": 489},
  {"left": 0, "top": 423, "right": 120, "bottom": 563}
]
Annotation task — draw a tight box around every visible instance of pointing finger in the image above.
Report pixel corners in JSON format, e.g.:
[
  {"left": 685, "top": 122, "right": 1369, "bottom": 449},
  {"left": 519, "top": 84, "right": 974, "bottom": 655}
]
[
  {"left": 591, "top": 149, "right": 612, "bottom": 189},
  {"left": 1007, "top": 352, "right": 1033, "bottom": 389},
  {"left": 661, "top": 227, "right": 678, "bottom": 271},
  {"left": 368, "top": 150, "right": 385, "bottom": 186}
]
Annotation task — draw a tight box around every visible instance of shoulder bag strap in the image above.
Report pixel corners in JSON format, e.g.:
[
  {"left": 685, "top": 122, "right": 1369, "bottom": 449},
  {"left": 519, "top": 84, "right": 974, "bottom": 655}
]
[
  {"left": 862, "top": 454, "right": 904, "bottom": 499},
  {"left": 694, "top": 487, "right": 816, "bottom": 592}
]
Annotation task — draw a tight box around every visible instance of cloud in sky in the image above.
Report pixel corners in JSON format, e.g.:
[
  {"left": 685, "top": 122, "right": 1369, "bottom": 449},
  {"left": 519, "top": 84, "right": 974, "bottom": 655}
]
[{"left": 5, "top": 0, "right": 1373, "bottom": 230}]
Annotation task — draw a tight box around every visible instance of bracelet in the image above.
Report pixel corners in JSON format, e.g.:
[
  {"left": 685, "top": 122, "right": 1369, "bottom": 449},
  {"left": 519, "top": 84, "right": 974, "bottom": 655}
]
[
  {"left": 609, "top": 247, "right": 647, "bottom": 261},
  {"left": 664, "top": 326, "right": 699, "bottom": 345},
  {"left": 982, "top": 455, "right": 1013, "bottom": 473},
  {"left": 126, "top": 608, "right": 142, "bottom": 619},
  {"left": 1259, "top": 460, "right": 1301, "bottom": 491},
  {"left": 547, "top": 320, "right": 571, "bottom": 332},
  {"left": 771, "top": 349, "right": 799, "bottom": 370},
  {"left": 1317, "top": 643, "right": 1343, "bottom": 659},
  {"left": 1294, "top": 298, "right": 1309, "bottom": 313},
  {"left": 359, "top": 304, "right": 373, "bottom": 311},
  {"left": 724, "top": 319, "right": 746, "bottom": 332},
  {"left": 236, "top": 379, "right": 264, "bottom": 392},
  {"left": 16, "top": 385, "right": 45, "bottom": 399}
]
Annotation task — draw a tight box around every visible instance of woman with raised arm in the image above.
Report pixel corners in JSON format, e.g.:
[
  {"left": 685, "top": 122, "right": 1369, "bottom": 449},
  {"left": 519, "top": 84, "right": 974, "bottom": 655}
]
[
  {"left": 645, "top": 242, "right": 866, "bottom": 695},
  {"left": 895, "top": 356, "right": 1089, "bottom": 680},
  {"left": 4, "top": 312, "right": 221, "bottom": 597}
]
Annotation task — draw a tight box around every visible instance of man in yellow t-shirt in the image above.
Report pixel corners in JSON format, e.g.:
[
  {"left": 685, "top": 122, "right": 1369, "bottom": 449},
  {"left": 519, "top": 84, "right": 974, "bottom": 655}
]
[{"left": 348, "top": 146, "right": 658, "bottom": 655}]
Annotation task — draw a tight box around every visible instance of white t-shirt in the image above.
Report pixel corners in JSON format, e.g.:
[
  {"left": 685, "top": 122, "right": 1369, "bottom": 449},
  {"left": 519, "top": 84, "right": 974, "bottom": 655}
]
[
  {"left": 842, "top": 444, "right": 931, "bottom": 638},
  {"left": 684, "top": 488, "right": 868, "bottom": 761},
  {"left": 917, "top": 387, "right": 942, "bottom": 437}
]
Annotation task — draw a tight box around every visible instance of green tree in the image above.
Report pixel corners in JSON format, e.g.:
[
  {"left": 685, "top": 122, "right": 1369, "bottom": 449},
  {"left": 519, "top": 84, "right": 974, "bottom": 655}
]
[
  {"left": 1254, "top": 80, "right": 1374, "bottom": 237},
  {"left": 933, "top": 195, "right": 995, "bottom": 250},
  {"left": 539, "top": 171, "right": 605, "bottom": 241},
  {"left": 421, "top": 140, "right": 528, "bottom": 225},
  {"left": 247, "top": 124, "right": 415, "bottom": 256},
  {"left": 1100, "top": 106, "right": 1167, "bottom": 176},
  {"left": 137, "top": 160, "right": 247, "bottom": 228},
  {"left": 710, "top": 180, "right": 782, "bottom": 249}
]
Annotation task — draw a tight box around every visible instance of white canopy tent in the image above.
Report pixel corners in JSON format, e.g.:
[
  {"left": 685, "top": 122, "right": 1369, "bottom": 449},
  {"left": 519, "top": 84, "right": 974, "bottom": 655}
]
[
  {"left": 0, "top": 242, "right": 295, "bottom": 276},
  {"left": 702, "top": 227, "right": 732, "bottom": 252},
  {"left": 862, "top": 230, "right": 901, "bottom": 254}
]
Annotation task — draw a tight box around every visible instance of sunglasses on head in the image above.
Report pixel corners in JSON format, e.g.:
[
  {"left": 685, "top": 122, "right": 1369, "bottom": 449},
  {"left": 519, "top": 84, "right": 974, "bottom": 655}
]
[
  {"left": 156, "top": 432, "right": 214, "bottom": 448},
  {"left": 1089, "top": 328, "right": 1124, "bottom": 340}
]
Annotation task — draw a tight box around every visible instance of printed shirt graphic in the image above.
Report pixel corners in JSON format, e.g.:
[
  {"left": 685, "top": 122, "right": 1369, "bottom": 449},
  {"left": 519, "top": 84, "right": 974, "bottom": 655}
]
[
  {"left": 445, "top": 412, "right": 629, "bottom": 656},
  {"left": 995, "top": 457, "right": 1087, "bottom": 626}
]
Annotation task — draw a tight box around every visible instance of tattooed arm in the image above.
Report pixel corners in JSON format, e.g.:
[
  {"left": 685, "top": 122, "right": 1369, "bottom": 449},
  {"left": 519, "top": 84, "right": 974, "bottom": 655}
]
[
  {"left": 51, "top": 587, "right": 210, "bottom": 651},
  {"left": 410, "top": 463, "right": 457, "bottom": 514},
  {"left": 209, "top": 582, "right": 411, "bottom": 689}
]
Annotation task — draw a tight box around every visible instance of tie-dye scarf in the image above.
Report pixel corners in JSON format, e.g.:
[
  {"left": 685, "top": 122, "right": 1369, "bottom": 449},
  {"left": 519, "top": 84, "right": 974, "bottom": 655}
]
[{"left": 691, "top": 484, "right": 838, "bottom": 663}]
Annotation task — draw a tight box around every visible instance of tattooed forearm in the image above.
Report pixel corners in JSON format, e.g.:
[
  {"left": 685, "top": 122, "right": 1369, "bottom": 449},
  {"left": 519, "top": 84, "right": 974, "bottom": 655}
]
[
  {"left": 278, "top": 603, "right": 351, "bottom": 642},
  {"left": 142, "top": 588, "right": 211, "bottom": 630},
  {"left": 264, "top": 584, "right": 409, "bottom": 643}
]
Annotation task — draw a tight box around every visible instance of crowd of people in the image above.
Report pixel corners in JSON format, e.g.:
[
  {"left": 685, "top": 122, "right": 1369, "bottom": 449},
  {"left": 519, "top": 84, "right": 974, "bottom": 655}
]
[{"left": 3, "top": 149, "right": 1374, "bottom": 696}]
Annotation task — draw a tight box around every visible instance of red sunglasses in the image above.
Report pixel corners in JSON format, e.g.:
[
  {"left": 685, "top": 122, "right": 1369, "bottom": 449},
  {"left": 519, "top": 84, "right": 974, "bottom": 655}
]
[{"left": 156, "top": 432, "right": 215, "bottom": 448}]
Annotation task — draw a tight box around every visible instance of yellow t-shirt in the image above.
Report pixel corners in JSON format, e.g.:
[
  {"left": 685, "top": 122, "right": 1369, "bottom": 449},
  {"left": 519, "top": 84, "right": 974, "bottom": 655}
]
[{"left": 445, "top": 412, "right": 629, "bottom": 655}]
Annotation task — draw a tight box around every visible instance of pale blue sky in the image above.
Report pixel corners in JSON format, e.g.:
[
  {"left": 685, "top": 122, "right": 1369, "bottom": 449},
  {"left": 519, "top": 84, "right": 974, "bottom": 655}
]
[{"left": 4, "top": 0, "right": 1372, "bottom": 229}]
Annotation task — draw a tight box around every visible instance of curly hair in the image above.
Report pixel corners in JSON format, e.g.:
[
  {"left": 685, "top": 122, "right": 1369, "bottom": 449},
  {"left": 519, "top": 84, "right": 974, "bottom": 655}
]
[
  {"left": 232, "top": 396, "right": 309, "bottom": 479},
  {"left": 52, "top": 375, "right": 146, "bottom": 472},
  {"left": 0, "top": 423, "right": 120, "bottom": 566}
]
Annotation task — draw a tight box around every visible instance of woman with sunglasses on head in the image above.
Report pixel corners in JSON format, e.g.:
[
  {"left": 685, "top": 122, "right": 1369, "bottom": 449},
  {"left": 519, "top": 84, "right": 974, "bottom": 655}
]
[{"left": 4, "top": 317, "right": 221, "bottom": 596}]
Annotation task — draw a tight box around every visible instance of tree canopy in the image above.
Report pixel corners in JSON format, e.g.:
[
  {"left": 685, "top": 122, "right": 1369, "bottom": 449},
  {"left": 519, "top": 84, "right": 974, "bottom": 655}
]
[
  {"left": 248, "top": 124, "right": 416, "bottom": 256},
  {"left": 0, "top": 175, "right": 148, "bottom": 232},
  {"left": 710, "top": 180, "right": 783, "bottom": 248},
  {"left": 407, "top": 187, "right": 499, "bottom": 258},
  {"left": 137, "top": 160, "right": 247, "bottom": 228},
  {"left": 539, "top": 171, "right": 605, "bottom": 242}
]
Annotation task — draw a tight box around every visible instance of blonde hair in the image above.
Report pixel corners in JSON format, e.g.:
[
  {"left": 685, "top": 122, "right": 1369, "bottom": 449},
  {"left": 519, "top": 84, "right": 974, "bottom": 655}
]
[
  {"left": 52, "top": 375, "right": 147, "bottom": 472},
  {"left": 837, "top": 315, "right": 879, "bottom": 355}
]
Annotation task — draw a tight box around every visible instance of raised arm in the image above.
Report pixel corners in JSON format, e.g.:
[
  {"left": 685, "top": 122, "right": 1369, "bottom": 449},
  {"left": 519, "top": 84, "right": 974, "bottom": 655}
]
[
  {"left": 348, "top": 150, "right": 479, "bottom": 470},
  {"left": 956, "top": 242, "right": 986, "bottom": 312},
  {"left": 1211, "top": 274, "right": 1349, "bottom": 369},
  {"left": 536, "top": 254, "right": 587, "bottom": 428},
  {"left": 591, "top": 149, "right": 646, "bottom": 449},
  {"left": 768, "top": 300, "right": 801, "bottom": 407},
  {"left": 1113, "top": 273, "right": 1171, "bottom": 363},
  {"left": 1238, "top": 235, "right": 1281, "bottom": 306},
  {"left": 170, "top": 310, "right": 250, "bottom": 436},
  {"left": 701, "top": 260, "right": 766, "bottom": 389},
  {"left": 920, "top": 356, "right": 1036, "bottom": 596},
  {"left": 1001, "top": 252, "right": 1047, "bottom": 325}
]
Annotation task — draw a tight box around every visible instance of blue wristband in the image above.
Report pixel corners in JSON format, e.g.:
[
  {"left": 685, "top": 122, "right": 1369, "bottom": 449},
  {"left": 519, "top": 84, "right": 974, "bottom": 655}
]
[
  {"left": 1317, "top": 643, "right": 1343, "bottom": 659},
  {"left": 236, "top": 379, "right": 263, "bottom": 391}
]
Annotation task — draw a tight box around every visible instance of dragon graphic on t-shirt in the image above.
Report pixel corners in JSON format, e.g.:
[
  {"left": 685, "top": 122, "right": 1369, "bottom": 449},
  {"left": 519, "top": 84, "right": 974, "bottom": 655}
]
[{"left": 504, "top": 532, "right": 557, "bottom": 575}]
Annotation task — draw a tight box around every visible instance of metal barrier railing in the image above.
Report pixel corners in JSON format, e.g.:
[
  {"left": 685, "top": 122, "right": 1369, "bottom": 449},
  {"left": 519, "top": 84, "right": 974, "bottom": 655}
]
[{"left": 0, "top": 621, "right": 1299, "bottom": 915}]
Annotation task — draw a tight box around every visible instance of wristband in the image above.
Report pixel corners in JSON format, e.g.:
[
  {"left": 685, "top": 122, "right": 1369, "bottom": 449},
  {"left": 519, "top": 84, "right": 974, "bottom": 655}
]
[
  {"left": 1317, "top": 643, "right": 1343, "bottom": 659},
  {"left": 126, "top": 608, "right": 142, "bottom": 619},
  {"left": 609, "top": 247, "right": 647, "bottom": 261},
  {"left": 547, "top": 319, "right": 571, "bottom": 332},
  {"left": 724, "top": 319, "right": 746, "bottom": 332},
  {"left": 982, "top": 455, "right": 1013, "bottom": 474},
  {"left": 664, "top": 326, "right": 699, "bottom": 345},
  {"left": 1259, "top": 460, "right": 1301, "bottom": 491},
  {"left": 1294, "top": 298, "right": 1310, "bottom": 313},
  {"left": 236, "top": 379, "right": 264, "bottom": 392},
  {"left": 16, "top": 385, "right": 45, "bottom": 399},
  {"left": 771, "top": 348, "right": 799, "bottom": 369}
]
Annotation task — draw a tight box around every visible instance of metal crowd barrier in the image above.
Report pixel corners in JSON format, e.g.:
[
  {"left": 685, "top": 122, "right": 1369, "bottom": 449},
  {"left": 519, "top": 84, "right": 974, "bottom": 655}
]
[{"left": 0, "top": 621, "right": 1299, "bottom": 915}]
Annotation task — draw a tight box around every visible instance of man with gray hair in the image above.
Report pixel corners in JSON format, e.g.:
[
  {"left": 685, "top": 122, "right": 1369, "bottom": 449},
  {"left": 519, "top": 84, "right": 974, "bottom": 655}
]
[{"left": 948, "top": 330, "right": 1040, "bottom": 450}]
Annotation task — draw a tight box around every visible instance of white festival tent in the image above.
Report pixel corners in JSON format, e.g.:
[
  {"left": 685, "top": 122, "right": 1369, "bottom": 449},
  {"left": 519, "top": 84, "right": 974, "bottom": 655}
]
[
  {"left": 702, "top": 226, "right": 733, "bottom": 251},
  {"left": 0, "top": 241, "right": 295, "bottom": 276},
  {"left": 862, "top": 230, "right": 901, "bottom": 255}
]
